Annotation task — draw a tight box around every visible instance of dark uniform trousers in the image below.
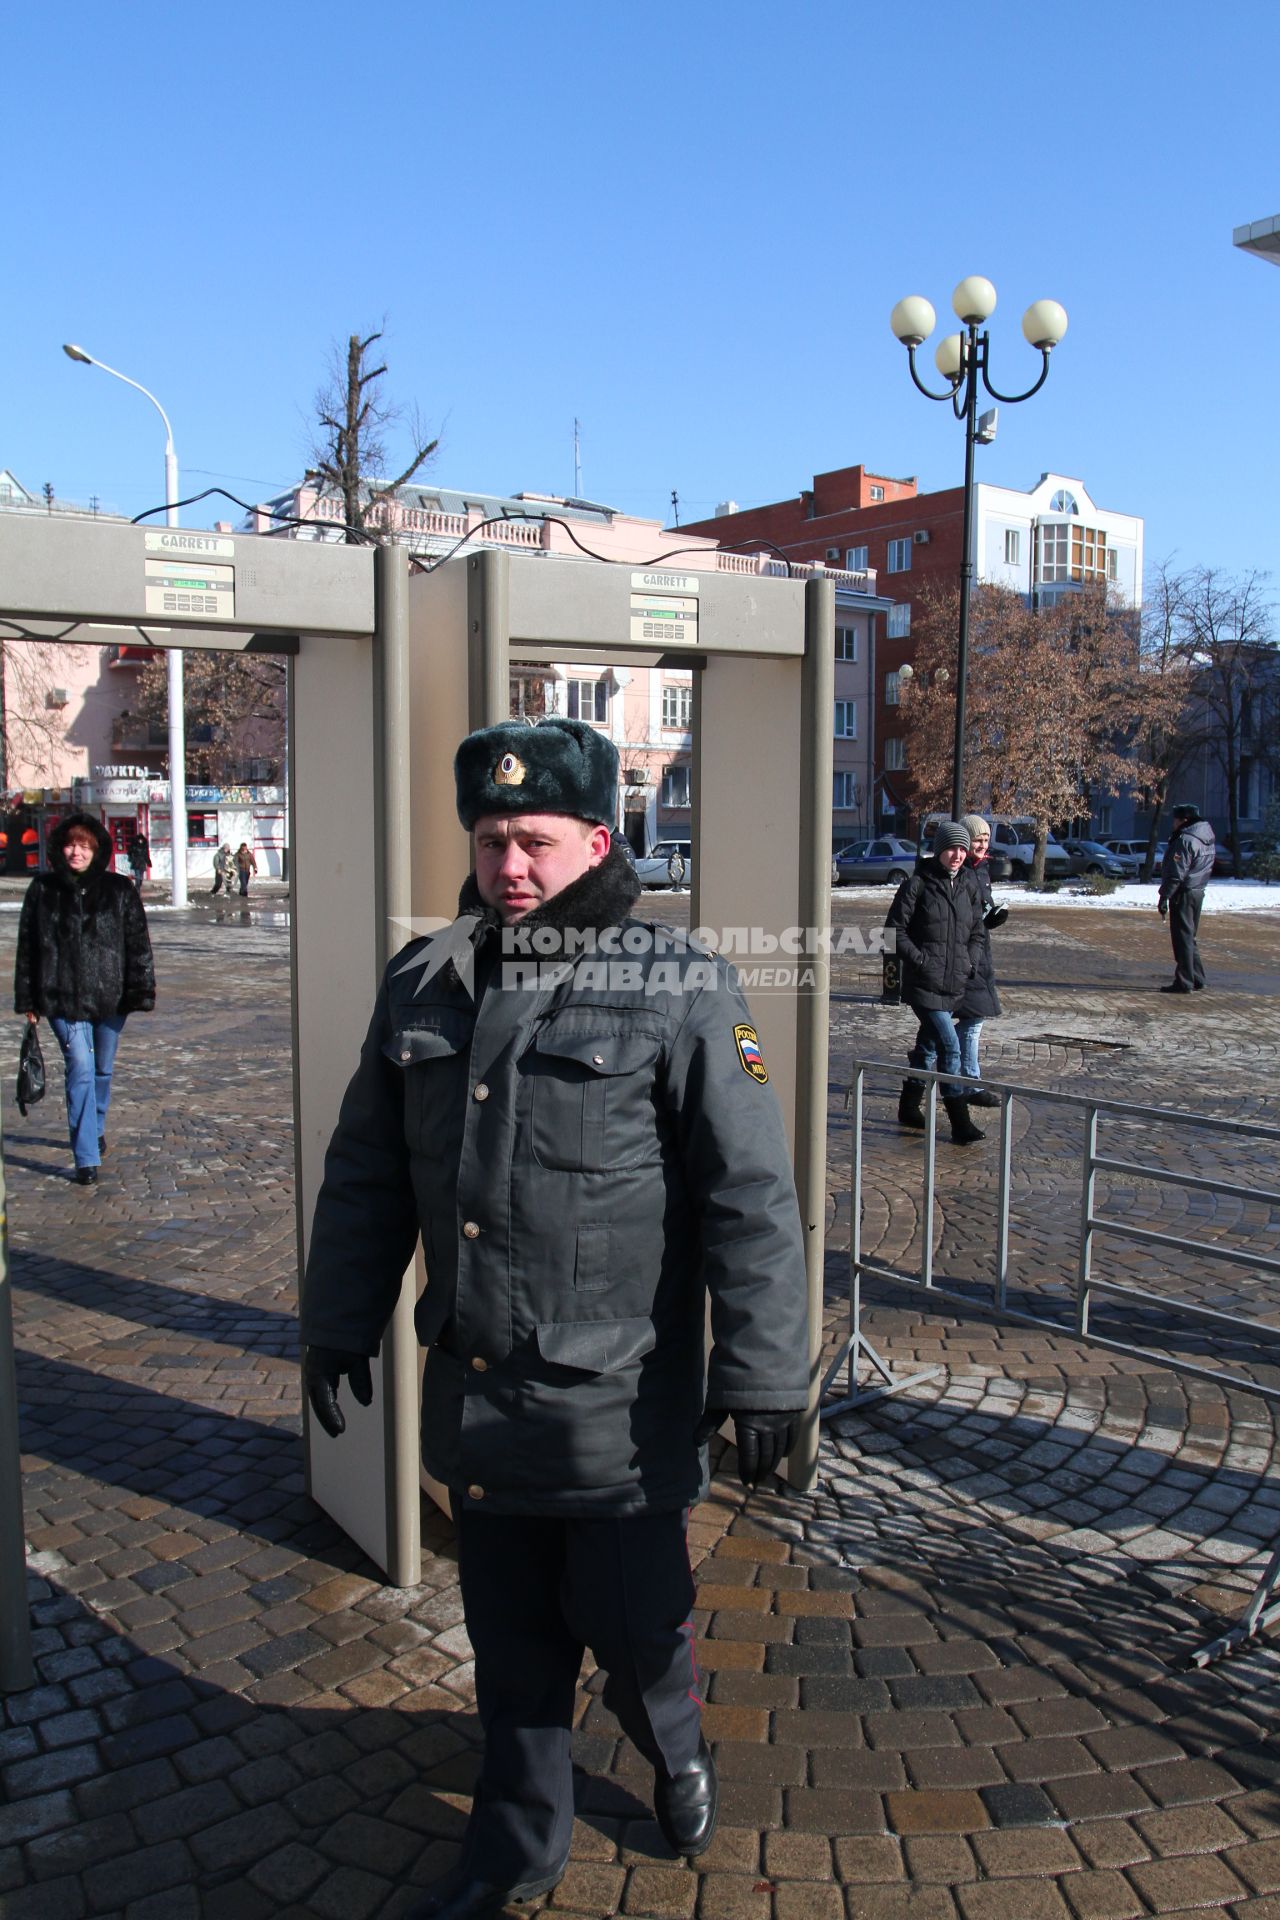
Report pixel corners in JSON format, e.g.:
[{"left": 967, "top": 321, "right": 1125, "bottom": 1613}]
[
  {"left": 455, "top": 1506, "right": 702, "bottom": 1886},
  {"left": 1170, "top": 886, "right": 1207, "bottom": 990}
]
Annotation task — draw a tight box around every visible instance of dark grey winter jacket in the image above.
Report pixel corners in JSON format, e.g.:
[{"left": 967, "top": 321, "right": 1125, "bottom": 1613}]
[
  {"left": 1159, "top": 819, "right": 1216, "bottom": 905},
  {"left": 301, "top": 847, "right": 809, "bottom": 1518},
  {"left": 885, "top": 859, "right": 985, "bottom": 1011},
  {"left": 956, "top": 858, "right": 1002, "bottom": 1021},
  {"left": 14, "top": 813, "right": 156, "bottom": 1022}
]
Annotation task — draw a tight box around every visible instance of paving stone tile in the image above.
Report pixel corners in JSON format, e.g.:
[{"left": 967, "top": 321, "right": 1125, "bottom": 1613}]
[
  {"left": 1058, "top": 1870, "right": 1145, "bottom": 1920},
  {"left": 841, "top": 1890, "right": 958, "bottom": 1919},
  {"left": 1127, "top": 1852, "right": 1248, "bottom": 1907},
  {"left": 1, "top": 1873, "right": 88, "bottom": 1919},
  {"left": 622, "top": 1861, "right": 698, "bottom": 1915},
  {"left": 771, "top": 1884, "right": 845, "bottom": 1920},
  {"left": 548, "top": 1862, "right": 629, "bottom": 1911},
  {"left": 885, "top": 1791, "right": 990, "bottom": 1836},
  {"left": 955, "top": 1881, "right": 1073, "bottom": 1920},
  {"left": 82, "top": 1836, "right": 196, "bottom": 1910},
  {"left": 971, "top": 1828, "right": 1083, "bottom": 1876},
  {"left": 902, "top": 1837, "right": 976, "bottom": 1883},
  {"left": 764, "top": 1832, "right": 831, "bottom": 1879},
  {"left": 1134, "top": 1804, "right": 1250, "bottom": 1856}
]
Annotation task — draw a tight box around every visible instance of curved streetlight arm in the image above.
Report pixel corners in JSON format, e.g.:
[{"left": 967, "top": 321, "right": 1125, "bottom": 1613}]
[
  {"left": 64, "top": 348, "right": 176, "bottom": 456},
  {"left": 904, "top": 344, "right": 962, "bottom": 405},
  {"left": 980, "top": 347, "right": 1052, "bottom": 407}
]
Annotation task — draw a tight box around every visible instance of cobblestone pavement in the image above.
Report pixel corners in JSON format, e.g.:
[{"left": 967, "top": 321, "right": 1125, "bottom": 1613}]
[{"left": 3, "top": 893, "right": 1280, "bottom": 1920}]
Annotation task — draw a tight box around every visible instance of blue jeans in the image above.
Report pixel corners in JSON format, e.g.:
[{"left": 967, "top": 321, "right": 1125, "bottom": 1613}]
[
  {"left": 48, "top": 1016, "right": 126, "bottom": 1169},
  {"left": 909, "top": 1009, "right": 982, "bottom": 1099}
]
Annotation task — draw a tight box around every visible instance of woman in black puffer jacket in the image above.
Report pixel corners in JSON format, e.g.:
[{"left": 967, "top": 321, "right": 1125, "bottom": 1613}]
[
  {"left": 907, "top": 813, "right": 1006, "bottom": 1114},
  {"left": 885, "top": 820, "right": 986, "bottom": 1145},
  {"left": 14, "top": 812, "right": 155, "bottom": 1186}
]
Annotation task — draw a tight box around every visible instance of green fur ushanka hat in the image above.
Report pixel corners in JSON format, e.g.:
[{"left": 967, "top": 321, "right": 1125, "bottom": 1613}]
[{"left": 454, "top": 718, "right": 620, "bottom": 830}]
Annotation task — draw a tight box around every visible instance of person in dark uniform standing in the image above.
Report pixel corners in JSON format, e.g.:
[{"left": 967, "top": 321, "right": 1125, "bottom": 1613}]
[
  {"left": 1158, "top": 803, "right": 1216, "bottom": 993},
  {"left": 300, "top": 717, "right": 809, "bottom": 1920}
]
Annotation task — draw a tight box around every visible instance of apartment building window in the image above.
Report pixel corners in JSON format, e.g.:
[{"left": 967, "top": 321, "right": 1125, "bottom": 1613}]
[
  {"left": 885, "top": 671, "right": 901, "bottom": 706},
  {"left": 661, "top": 764, "right": 691, "bottom": 808},
  {"left": 1107, "top": 547, "right": 1119, "bottom": 582},
  {"left": 884, "top": 737, "right": 907, "bottom": 771},
  {"left": 886, "top": 602, "right": 911, "bottom": 638},
  {"left": 886, "top": 538, "right": 912, "bottom": 573},
  {"left": 661, "top": 683, "right": 693, "bottom": 730},
  {"left": 833, "top": 772, "right": 858, "bottom": 810},
  {"left": 835, "top": 626, "right": 858, "bottom": 662},
  {"left": 1004, "top": 529, "right": 1021, "bottom": 565},
  {"left": 1038, "top": 522, "right": 1109, "bottom": 584},
  {"left": 869, "top": 485, "right": 885, "bottom": 501},
  {"left": 845, "top": 545, "right": 868, "bottom": 571},
  {"left": 834, "top": 700, "right": 858, "bottom": 739},
  {"left": 567, "top": 677, "right": 609, "bottom": 722}
]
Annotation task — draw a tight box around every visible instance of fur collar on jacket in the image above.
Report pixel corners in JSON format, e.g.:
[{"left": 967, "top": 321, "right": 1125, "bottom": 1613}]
[{"left": 436, "top": 842, "right": 643, "bottom": 986}]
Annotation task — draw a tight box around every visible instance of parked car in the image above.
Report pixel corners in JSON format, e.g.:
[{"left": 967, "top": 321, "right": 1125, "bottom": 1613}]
[
  {"left": 635, "top": 839, "right": 693, "bottom": 888},
  {"left": 832, "top": 840, "right": 870, "bottom": 885},
  {"left": 1102, "top": 838, "right": 1162, "bottom": 878},
  {"left": 834, "top": 835, "right": 918, "bottom": 887},
  {"left": 1060, "top": 838, "right": 1128, "bottom": 878},
  {"left": 1212, "top": 841, "right": 1254, "bottom": 876}
]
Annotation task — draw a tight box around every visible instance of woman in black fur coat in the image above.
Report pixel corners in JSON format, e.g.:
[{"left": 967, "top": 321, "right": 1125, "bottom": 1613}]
[{"left": 13, "top": 812, "right": 156, "bottom": 1186}]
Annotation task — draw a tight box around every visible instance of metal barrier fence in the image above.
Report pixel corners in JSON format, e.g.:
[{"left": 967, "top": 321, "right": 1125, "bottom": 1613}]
[{"left": 820, "top": 1059, "right": 1280, "bottom": 1665}]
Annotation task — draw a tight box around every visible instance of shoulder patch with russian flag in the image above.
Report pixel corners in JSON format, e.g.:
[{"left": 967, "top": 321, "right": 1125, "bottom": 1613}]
[{"left": 734, "top": 1023, "right": 768, "bottom": 1084}]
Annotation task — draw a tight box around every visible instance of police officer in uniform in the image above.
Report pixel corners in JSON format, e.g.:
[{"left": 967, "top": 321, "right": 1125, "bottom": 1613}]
[{"left": 301, "top": 718, "right": 809, "bottom": 1920}]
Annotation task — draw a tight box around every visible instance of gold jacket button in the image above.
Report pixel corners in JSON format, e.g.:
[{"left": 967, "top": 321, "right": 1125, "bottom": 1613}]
[
  {"left": 470, "top": 1356, "right": 488, "bottom": 1372},
  {"left": 462, "top": 1221, "right": 481, "bottom": 1240},
  {"left": 473, "top": 1083, "right": 490, "bottom": 1102},
  {"left": 467, "top": 1484, "right": 485, "bottom": 1500}
]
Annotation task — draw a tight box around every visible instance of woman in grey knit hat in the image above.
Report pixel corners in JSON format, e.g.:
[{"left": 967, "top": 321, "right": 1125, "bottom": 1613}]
[
  {"left": 885, "top": 821, "right": 988, "bottom": 1145},
  {"left": 903, "top": 813, "right": 1005, "bottom": 1116}
]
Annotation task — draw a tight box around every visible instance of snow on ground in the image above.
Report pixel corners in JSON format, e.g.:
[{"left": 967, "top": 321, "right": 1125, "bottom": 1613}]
[{"left": 838, "top": 880, "right": 1280, "bottom": 913}]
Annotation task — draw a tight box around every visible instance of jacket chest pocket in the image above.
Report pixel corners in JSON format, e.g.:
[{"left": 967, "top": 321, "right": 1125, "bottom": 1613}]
[
  {"left": 529, "top": 1024, "right": 663, "bottom": 1173},
  {"left": 384, "top": 1011, "right": 474, "bottom": 1159}
]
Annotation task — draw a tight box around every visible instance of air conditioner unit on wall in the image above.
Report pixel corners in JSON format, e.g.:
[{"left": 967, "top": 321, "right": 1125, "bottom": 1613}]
[
  {"left": 46, "top": 688, "right": 69, "bottom": 709},
  {"left": 913, "top": 530, "right": 931, "bottom": 545},
  {"left": 624, "top": 768, "right": 651, "bottom": 786},
  {"left": 826, "top": 547, "right": 841, "bottom": 563}
]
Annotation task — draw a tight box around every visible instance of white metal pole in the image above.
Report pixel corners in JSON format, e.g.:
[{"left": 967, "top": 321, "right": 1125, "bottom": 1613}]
[
  {"left": 164, "top": 445, "right": 188, "bottom": 907},
  {"left": 61, "top": 347, "right": 188, "bottom": 906}
]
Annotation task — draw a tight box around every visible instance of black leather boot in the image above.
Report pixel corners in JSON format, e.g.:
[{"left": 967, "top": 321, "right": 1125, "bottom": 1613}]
[
  {"left": 967, "top": 1089, "right": 1001, "bottom": 1108},
  {"left": 654, "top": 1735, "right": 718, "bottom": 1858},
  {"left": 897, "top": 1079, "right": 926, "bottom": 1130},
  {"left": 943, "top": 1096, "right": 985, "bottom": 1145}
]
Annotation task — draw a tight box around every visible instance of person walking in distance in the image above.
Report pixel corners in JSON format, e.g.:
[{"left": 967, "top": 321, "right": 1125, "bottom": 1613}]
[
  {"left": 887, "top": 820, "right": 987, "bottom": 1145},
  {"left": 13, "top": 813, "right": 155, "bottom": 1186},
  {"left": 901, "top": 814, "right": 1006, "bottom": 1112},
  {"left": 210, "top": 842, "right": 236, "bottom": 896},
  {"left": 235, "top": 841, "right": 258, "bottom": 897},
  {"left": 301, "top": 718, "right": 808, "bottom": 1920},
  {"left": 1158, "top": 803, "right": 1215, "bottom": 993},
  {"left": 667, "top": 845, "right": 686, "bottom": 892},
  {"left": 126, "top": 830, "right": 150, "bottom": 892}
]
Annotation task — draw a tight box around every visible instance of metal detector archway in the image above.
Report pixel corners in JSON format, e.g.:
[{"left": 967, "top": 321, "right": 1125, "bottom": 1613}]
[{"left": 0, "top": 520, "right": 831, "bottom": 1623}]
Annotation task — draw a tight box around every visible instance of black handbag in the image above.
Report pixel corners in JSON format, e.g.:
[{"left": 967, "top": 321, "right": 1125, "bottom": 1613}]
[{"left": 16, "top": 1024, "right": 46, "bottom": 1116}]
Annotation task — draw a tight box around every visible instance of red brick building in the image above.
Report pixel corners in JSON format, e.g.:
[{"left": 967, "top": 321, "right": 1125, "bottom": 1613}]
[{"left": 679, "top": 465, "right": 1142, "bottom": 830}]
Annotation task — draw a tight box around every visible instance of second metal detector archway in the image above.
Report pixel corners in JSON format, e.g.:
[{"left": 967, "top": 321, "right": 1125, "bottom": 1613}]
[{"left": 301, "top": 549, "right": 835, "bottom": 1584}]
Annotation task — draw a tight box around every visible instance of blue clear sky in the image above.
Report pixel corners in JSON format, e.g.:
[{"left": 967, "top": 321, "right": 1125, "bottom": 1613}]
[{"left": 5, "top": 0, "right": 1277, "bottom": 588}]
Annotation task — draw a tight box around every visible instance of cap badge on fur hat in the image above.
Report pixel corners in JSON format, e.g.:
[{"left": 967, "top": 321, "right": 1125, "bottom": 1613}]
[{"left": 494, "top": 752, "right": 526, "bottom": 787}]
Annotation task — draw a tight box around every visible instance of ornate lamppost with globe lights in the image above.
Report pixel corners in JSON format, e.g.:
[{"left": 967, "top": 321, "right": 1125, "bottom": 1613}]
[{"left": 888, "top": 278, "right": 1068, "bottom": 821}]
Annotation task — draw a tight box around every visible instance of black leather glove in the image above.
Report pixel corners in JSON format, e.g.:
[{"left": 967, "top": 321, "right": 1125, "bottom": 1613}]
[
  {"left": 983, "top": 904, "right": 1009, "bottom": 930},
  {"left": 702, "top": 1407, "right": 797, "bottom": 1487},
  {"left": 303, "top": 1346, "right": 374, "bottom": 1438},
  {"left": 1158, "top": 900, "right": 1168, "bottom": 919}
]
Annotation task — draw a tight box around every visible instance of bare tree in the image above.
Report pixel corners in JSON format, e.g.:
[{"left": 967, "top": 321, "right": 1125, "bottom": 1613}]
[
  {"left": 1169, "top": 566, "right": 1275, "bottom": 871},
  {"left": 1132, "top": 560, "right": 1196, "bottom": 876},
  {"left": 0, "top": 637, "right": 94, "bottom": 788},
  {"left": 308, "top": 329, "right": 439, "bottom": 543},
  {"left": 901, "top": 583, "right": 1161, "bottom": 882},
  {"left": 134, "top": 650, "right": 286, "bottom": 786}
]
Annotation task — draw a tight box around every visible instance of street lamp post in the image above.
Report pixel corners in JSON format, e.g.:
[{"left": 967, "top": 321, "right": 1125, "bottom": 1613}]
[
  {"left": 62, "top": 345, "right": 189, "bottom": 907},
  {"left": 889, "top": 279, "right": 1068, "bottom": 821}
]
